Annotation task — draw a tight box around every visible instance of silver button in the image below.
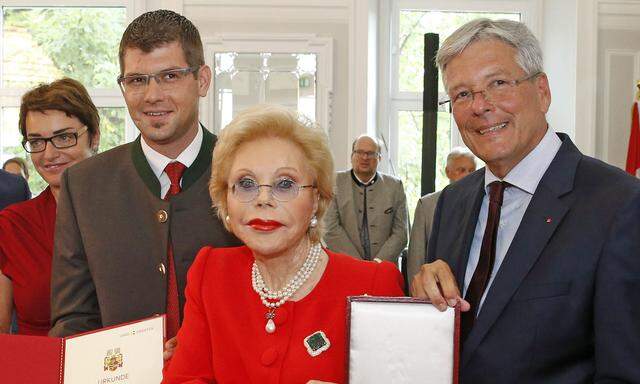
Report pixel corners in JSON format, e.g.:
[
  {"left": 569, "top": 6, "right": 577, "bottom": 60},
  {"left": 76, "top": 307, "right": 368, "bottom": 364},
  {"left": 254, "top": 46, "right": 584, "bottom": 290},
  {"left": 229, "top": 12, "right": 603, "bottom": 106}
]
[{"left": 158, "top": 263, "right": 166, "bottom": 274}]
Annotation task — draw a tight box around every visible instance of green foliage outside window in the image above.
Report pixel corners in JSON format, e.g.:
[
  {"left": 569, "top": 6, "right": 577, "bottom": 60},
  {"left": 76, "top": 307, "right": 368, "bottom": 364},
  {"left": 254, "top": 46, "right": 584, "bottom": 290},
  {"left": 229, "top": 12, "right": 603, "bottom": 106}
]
[{"left": 2, "top": 7, "right": 126, "bottom": 194}]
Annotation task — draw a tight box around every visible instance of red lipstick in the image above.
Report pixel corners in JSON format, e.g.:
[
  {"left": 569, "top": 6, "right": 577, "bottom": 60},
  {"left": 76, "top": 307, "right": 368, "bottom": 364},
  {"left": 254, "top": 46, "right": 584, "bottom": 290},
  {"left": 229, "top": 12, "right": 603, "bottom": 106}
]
[{"left": 247, "top": 218, "right": 283, "bottom": 231}]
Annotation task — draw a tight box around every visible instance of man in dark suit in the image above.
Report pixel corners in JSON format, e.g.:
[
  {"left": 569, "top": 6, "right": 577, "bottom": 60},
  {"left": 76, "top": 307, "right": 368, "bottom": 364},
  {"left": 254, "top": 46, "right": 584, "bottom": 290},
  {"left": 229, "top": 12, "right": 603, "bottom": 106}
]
[
  {"left": 0, "top": 169, "right": 30, "bottom": 210},
  {"left": 50, "top": 10, "right": 238, "bottom": 340},
  {"left": 412, "top": 19, "right": 640, "bottom": 383}
]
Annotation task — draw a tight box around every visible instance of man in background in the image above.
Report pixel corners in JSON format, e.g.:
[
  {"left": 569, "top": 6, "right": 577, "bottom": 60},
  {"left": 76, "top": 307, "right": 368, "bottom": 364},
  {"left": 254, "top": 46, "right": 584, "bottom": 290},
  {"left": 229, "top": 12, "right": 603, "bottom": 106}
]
[
  {"left": 0, "top": 169, "right": 30, "bottom": 210},
  {"left": 406, "top": 147, "right": 476, "bottom": 281},
  {"left": 3, "top": 157, "right": 30, "bottom": 181},
  {"left": 324, "top": 134, "right": 408, "bottom": 263}
]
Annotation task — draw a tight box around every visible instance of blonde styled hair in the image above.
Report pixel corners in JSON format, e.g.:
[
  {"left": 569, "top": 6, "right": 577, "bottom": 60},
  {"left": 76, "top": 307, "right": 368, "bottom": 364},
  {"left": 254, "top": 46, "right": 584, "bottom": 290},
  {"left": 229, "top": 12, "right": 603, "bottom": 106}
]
[{"left": 210, "top": 104, "right": 334, "bottom": 243}]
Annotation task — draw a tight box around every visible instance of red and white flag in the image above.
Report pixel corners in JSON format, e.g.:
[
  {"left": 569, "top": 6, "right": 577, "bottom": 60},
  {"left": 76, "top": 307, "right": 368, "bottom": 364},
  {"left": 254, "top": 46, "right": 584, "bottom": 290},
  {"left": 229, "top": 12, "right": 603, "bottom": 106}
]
[{"left": 625, "top": 100, "right": 640, "bottom": 177}]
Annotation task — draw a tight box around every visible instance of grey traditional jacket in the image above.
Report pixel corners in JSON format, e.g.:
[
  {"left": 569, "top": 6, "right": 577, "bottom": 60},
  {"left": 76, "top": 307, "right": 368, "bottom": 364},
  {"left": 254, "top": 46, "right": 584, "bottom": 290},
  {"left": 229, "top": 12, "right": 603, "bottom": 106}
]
[
  {"left": 324, "top": 170, "right": 408, "bottom": 263},
  {"left": 50, "top": 128, "right": 239, "bottom": 337}
]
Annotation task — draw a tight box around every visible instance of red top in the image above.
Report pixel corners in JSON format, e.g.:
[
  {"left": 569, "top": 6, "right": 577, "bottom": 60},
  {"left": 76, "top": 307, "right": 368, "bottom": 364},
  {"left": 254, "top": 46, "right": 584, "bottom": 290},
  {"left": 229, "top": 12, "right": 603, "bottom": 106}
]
[
  {"left": 163, "top": 245, "right": 404, "bottom": 384},
  {"left": 0, "top": 187, "right": 56, "bottom": 336}
]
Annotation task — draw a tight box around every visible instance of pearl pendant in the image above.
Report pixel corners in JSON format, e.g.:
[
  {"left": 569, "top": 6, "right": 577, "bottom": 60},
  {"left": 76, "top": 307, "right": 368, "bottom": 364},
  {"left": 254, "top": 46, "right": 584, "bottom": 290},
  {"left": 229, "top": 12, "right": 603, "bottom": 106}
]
[{"left": 265, "top": 318, "right": 276, "bottom": 333}]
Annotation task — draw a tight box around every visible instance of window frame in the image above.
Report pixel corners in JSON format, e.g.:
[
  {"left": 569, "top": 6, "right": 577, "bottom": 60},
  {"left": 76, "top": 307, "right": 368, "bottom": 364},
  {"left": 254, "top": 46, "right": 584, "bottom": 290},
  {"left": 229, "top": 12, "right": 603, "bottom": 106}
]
[
  {"left": 0, "top": 0, "right": 138, "bottom": 160},
  {"left": 202, "top": 33, "right": 334, "bottom": 135},
  {"left": 382, "top": 0, "right": 541, "bottom": 173}
]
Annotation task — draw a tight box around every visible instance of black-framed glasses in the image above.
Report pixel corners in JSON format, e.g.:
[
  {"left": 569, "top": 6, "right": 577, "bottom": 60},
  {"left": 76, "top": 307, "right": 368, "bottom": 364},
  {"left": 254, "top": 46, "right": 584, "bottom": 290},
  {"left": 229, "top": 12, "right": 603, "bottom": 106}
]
[
  {"left": 440, "top": 72, "right": 543, "bottom": 110},
  {"left": 22, "top": 126, "right": 89, "bottom": 153},
  {"left": 232, "top": 177, "right": 316, "bottom": 203},
  {"left": 352, "top": 150, "right": 380, "bottom": 159},
  {"left": 117, "top": 67, "right": 199, "bottom": 95}
]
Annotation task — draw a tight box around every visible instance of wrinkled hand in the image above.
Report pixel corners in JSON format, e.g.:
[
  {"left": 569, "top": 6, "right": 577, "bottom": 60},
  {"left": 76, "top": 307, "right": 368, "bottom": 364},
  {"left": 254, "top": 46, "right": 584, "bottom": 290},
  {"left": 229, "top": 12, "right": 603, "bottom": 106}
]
[
  {"left": 163, "top": 337, "right": 177, "bottom": 361},
  {"left": 410, "top": 260, "right": 470, "bottom": 312}
]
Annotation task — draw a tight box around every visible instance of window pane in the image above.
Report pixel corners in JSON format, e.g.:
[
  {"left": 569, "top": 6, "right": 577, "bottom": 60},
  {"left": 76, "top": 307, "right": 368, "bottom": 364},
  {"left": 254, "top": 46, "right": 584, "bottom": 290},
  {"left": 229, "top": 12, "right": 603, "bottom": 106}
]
[
  {"left": 397, "top": 110, "right": 451, "bottom": 221},
  {"left": 98, "top": 107, "right": 126, "bottom": 152},
  {"left": 398, "top": 11, "right": 521, "bottom": 93},
  {"left": 214, "top": 52, "right": 317, "bottom": 130},
  {"left": 2, "top": 7, "right": 126, "bottom": 88}
]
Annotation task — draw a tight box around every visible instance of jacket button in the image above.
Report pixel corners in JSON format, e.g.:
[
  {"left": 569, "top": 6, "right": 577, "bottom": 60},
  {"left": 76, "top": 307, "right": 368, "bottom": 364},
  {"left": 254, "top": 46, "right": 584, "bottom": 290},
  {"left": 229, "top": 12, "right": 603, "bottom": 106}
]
[
  {"left": 158, "top": 263, "right": 166, "bottom": 275},
  {"left": 261, "top": 347, "right": 278, "bottom": 366},
  {"left": 157, "top": 210, "right": 168, "bottom": 223}
]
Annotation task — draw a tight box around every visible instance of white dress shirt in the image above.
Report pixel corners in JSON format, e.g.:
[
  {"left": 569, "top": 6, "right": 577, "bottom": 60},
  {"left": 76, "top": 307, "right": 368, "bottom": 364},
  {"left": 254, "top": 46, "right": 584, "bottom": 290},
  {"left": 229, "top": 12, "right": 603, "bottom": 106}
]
[
  {"left": 140, "top": 126, "right": 203, "bottom": 198},
  {"left": 463, "top": 127, "right": 562, "bottom": 314}
]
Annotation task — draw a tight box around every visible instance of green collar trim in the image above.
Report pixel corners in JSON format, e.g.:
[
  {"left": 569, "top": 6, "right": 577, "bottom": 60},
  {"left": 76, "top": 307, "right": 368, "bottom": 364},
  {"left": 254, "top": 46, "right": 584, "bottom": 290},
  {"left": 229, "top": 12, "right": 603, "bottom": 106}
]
[
  {"left": 183, "top": 127, "right": 214, "bottom": 189},
  {"left": 131, "top": 125, "right": 215, "bottom": 197},
  {"left": 131, "top": 137, "right": 161, "bottom": 197}
]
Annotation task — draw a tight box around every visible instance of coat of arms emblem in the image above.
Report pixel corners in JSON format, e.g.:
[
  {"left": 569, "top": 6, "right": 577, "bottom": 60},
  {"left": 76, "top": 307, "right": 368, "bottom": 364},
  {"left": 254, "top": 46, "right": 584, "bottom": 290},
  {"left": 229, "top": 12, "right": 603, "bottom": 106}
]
[{"left": 103, "top": 348, "right": 124, "bottom": 372}]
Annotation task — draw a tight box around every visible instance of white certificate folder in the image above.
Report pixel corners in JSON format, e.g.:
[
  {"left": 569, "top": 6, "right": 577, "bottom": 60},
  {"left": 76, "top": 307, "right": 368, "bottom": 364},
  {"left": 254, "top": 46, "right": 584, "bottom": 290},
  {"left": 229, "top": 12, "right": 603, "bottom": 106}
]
[
  {"left": 0, "top": 315, "right": 164, "bottom": 384},
  {"left": 347, "top": 296, "right": 460, "bottom": 384}
]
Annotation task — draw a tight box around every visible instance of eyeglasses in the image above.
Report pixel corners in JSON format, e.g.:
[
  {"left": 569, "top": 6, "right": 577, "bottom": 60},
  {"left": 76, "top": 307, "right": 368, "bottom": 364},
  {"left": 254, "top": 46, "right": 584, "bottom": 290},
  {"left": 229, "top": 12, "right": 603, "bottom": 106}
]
[
  {"left": 22, "top": 126, "right": 89, "bottom": 153},
  {"left": 117, "top": 67, "right": 199, "bottom": 95},
  {"left": 232, "top": 177, "right": 316, "bottom": 203},
  {"left": 440, "top": 72, "right": 542, "bottom": 110},
  {"left": 352, "top": 150, "right": 380, "bottom": 159}
]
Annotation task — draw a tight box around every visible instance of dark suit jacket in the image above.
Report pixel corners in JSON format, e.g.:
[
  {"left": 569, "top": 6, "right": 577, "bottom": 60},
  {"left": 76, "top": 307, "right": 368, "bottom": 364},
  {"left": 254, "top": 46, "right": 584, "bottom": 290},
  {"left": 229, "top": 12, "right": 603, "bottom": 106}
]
[
  {"left": 0, "top": 169, "right": 30, "bottom": 210},
  {"left": 50, "top": 128, "right": 240, "bottom": 337},
  {"left": 428, "top": 134, "right": 640, "bottom": 383}
]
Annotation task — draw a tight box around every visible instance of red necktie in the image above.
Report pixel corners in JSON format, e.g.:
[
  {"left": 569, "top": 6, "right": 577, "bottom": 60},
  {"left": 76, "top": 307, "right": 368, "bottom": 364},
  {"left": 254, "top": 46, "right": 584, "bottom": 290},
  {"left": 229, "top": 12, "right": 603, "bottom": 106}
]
[
  {"left": 461, "top": 181, "right": 507, "bottom": 342},
  {"left": 163, "top": 161, "right": 186, "bottom": 339}
]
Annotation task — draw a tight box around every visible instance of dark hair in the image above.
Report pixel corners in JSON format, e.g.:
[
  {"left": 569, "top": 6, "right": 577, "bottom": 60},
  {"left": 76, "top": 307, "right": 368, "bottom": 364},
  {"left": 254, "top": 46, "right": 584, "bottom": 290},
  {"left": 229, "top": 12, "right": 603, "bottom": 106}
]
[
  {"left": 118, "top": 9, "right": 204, "bottom": 75},
  {"left": 2, "top": 157, "right": 29, "bottom": 179},
  {"left": 18, "top": 77, "right": 100, "bottom": 140}
]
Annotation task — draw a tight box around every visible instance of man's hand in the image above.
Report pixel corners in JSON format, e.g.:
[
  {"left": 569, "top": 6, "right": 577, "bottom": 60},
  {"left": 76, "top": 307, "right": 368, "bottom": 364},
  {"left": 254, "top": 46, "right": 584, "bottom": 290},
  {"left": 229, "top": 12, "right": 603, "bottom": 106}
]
[
  {"left": 410, "top": 260, "right": 470, "bottom": 312},
  {"left": 163, "top": 337, "right": 177, "bottom": 361}
]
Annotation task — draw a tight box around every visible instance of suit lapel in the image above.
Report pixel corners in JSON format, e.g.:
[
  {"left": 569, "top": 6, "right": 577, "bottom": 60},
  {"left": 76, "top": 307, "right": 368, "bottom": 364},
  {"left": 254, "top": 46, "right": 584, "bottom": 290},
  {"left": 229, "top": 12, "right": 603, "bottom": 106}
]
[
  {"left": 462, "top": 134, "right": 581, "bottom": 366},
  {"left": 452, "top": 174, "right": 485, "bottom": 286},
  {"left": 337, "top": 172, "right": 363, "bottom": 255}
]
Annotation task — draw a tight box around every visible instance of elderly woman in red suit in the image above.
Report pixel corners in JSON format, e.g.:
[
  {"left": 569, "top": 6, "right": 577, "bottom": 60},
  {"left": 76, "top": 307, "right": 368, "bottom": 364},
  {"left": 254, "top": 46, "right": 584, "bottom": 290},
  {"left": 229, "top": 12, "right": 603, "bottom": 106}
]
[
  {"left": 163, "top": 105, "right": 404, "bottom": 383},
  {"left": 0, "top": 78, "right": 100, "bottom": 335}
]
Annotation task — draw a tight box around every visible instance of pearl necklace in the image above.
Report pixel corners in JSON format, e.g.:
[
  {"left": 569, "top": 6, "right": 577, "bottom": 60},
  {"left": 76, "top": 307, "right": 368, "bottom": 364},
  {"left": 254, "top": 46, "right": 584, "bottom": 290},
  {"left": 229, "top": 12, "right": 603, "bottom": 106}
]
[{"left": 251, "top": 243, "right": 322, "bottom": 333}]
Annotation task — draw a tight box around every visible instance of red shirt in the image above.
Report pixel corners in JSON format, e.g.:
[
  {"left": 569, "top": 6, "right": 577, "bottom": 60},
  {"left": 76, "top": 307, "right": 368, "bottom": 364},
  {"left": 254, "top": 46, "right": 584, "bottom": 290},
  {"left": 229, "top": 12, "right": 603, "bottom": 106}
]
[
  {"left": 163, "top": 245, "right": 404, "bottom": 384},
  {"left": 0, "top": 187, "right": 56, "bottom": 335}
]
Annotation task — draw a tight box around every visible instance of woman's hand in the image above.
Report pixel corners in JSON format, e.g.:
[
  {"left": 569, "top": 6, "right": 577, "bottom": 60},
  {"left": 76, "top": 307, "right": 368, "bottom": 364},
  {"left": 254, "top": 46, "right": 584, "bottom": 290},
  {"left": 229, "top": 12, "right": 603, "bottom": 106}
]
[{"left": 163, "top": 336, "right": 177, "bottom": 360}]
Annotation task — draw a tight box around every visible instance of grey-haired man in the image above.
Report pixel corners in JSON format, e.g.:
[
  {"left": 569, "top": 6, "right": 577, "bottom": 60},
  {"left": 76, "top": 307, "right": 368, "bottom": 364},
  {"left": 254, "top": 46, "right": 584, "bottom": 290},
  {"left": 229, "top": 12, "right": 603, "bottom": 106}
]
[{"left": 412, "top": 18, "right": 640, "bottom": 383}]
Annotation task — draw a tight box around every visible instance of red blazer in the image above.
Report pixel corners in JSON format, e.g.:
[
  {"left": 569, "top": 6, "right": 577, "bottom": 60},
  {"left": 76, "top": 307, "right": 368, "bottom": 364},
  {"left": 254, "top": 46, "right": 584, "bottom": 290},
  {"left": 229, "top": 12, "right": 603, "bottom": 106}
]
[
  {"left": 0, "top": 187, "right": 56, "bottom": 335},
  {"left": 163, "top": 245, "right": 404, "bottom": 384}
]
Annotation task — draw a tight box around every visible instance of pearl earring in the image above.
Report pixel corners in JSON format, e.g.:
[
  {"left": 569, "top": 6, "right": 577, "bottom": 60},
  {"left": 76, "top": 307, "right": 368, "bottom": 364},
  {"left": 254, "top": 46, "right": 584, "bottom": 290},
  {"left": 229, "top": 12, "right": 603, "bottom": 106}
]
[
  {"left": 309, "top": 215, "right": 318, "bottom": 228},
  {"left": 225, "top": 215, "right": 230, "bottom": 223}
]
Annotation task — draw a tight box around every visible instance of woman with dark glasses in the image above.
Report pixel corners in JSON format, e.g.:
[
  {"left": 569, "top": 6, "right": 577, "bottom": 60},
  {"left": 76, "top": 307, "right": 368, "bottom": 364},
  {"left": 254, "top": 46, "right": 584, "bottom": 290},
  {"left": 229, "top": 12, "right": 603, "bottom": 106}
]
[{"left": 0, "top": 78, "right": 100, "bottom": 335}]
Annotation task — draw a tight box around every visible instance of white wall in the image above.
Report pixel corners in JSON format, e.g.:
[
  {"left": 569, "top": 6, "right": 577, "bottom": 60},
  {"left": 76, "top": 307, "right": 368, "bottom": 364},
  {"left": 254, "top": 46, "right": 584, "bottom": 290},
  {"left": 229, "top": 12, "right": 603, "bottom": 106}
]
[
  {"left": 596, "top": 0, "right": 640, "bottom": 170},
  {"left": 542, "top": 0, "right": 578, "bottom": 141},
  {"left": 70, "top": 0, "right": 631, "bottom": 170}
]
